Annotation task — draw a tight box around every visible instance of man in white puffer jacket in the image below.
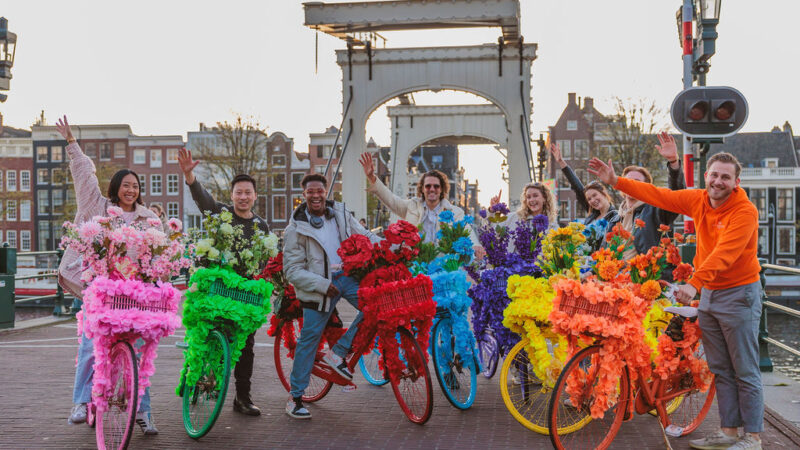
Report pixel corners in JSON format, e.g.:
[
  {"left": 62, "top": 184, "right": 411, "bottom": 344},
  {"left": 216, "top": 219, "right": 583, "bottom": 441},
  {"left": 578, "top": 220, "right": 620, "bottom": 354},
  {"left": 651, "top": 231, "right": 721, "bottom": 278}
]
[{"left": 282, "top": 173, "right": 379, "bottom": 419}]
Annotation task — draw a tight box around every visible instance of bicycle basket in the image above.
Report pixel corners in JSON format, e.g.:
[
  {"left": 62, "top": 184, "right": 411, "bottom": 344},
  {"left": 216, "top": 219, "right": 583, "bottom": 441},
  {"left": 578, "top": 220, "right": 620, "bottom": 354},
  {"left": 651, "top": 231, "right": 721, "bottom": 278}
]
[
  {"left": 371, "top": 277, "right": 433, "bottom": 316},
  {"left": 210, "top": 279, "right": 267, "bottom": 307},
  {"left": 557, "top": 293, "right": 623, "bottom": 324},
  {"left": 103, "top": 295, "right": 170, "bottom": 313}
]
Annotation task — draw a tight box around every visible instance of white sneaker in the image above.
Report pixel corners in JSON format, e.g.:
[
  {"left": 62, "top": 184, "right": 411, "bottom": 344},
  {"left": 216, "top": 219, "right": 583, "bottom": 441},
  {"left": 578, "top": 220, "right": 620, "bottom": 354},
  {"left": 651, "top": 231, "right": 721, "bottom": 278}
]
[
  {"left": 726, "top": 435, "right": 762, "bottom": 450},
  {"left": 323, "top": 351, "right": 353, "bottom": 380},
  {"left": 135, "top": 411, "right": 159, "bottom": 435},
  {"left": 285, "top": 397, "right": 312, "bottom": 419},
  {"left": 689, "top": 430, "right": 739, "bottom": 449},
  {"left": 67, "top": 403, "right": 87, "bottom": 424}
]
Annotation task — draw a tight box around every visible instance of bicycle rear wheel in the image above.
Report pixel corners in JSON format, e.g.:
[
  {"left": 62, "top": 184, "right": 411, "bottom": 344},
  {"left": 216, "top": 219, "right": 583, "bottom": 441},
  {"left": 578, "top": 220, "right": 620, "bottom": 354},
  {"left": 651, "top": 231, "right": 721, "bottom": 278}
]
[
  {"left": 477, "top": 330, "right": 499, "bottom": 379},
  {"left": 358, "top": 336, "right": 389, "bottom": 386},
  {"left": 432, "top": 317, "right": 477, "bottom": 409},
  {"left": 389, "top": 327, "right": 434, "bottom": 424},
  {"left": 500, "top": 339, "right": 552, "bottom": 434},
  {"left": 274, "top": 319, "right": 333, "bottom": 402},
  {"left": 657, "top": 343, "right": 716, "bottom": 436},
  {"left": 96, "top": 341, "right": 138, "bottom": 450},
  {"left": 548, "top": 345, "right": 629, "bottom": 450},
  {"left": 182, "top": 329, "right": 230, "bottom": 439}
]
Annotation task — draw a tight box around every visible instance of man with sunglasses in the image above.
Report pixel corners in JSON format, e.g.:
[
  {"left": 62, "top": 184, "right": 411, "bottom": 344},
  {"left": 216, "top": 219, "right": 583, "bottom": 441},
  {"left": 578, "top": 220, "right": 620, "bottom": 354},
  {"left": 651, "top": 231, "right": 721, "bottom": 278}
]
[{"left": 359, "top": 153, "right": 483, "bottom": 256}]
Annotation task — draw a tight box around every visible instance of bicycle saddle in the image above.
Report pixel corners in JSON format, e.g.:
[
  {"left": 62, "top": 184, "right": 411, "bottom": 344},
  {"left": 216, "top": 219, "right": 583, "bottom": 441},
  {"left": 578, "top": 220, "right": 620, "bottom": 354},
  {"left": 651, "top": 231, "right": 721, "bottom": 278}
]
[{"left": 664, "top": 306, "right": 698, "bottom": 318}]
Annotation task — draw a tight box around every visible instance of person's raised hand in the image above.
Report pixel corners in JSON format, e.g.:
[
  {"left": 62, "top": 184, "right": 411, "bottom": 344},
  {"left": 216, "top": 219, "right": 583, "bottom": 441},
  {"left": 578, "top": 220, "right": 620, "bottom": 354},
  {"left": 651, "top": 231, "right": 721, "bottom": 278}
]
[
  {"left": 490, "top": 189, "right": 502, "bottom": 207},
  {"left": 178, "top": 148, "right": 200, "bottom": 184},
  {"left": 358, "top": 152, "right": 377, "bottom": 184},
  {"left": 588, "top": 158, "right": 618, "bottom": 186},
  {"left": 655, "top": 131, "right": 679, "bottom": 166},
  {"left": 549, "top": 143, "right": 566, "bottom": 168},
  {"left": 55, "top": 116, "right": 74, "bottom": 141}
]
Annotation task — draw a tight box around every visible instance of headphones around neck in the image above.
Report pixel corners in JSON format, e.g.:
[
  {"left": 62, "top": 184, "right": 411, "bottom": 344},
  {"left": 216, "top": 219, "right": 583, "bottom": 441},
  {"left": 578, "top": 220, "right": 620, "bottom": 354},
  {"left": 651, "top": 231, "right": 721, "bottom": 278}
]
[{"left": 309, "top": 206, "right": 335, "bottom": 229}]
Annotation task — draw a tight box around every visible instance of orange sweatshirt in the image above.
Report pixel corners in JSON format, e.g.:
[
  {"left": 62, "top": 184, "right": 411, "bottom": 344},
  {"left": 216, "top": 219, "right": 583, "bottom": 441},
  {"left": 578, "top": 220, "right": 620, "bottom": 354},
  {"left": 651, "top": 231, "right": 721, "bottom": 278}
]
[{"left": 614, "top": 178, "right": 760, "bottom": 291}]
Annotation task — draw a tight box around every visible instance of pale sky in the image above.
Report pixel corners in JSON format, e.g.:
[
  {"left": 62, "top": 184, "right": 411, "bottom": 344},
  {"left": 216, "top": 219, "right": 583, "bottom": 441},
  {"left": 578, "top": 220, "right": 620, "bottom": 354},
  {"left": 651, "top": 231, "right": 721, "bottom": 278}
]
[{"left": 2, "top": 0, "right": 799, "bottom": 205}]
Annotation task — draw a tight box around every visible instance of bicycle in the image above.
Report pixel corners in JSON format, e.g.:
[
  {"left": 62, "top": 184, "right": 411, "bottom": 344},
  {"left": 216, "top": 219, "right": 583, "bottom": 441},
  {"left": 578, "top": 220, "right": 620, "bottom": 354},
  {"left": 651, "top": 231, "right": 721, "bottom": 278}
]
[
  {"left": 547, "top": 305, "right": 716, "bottom": 450},
  {"left": 178, "top": 271, "right": 273, "bottom": 439},
  {"left": 274, "top": 275, "right": 435, "bottom": 424},
  {"left": 430, "top": 306, "right": 479, "bottom": 409}
]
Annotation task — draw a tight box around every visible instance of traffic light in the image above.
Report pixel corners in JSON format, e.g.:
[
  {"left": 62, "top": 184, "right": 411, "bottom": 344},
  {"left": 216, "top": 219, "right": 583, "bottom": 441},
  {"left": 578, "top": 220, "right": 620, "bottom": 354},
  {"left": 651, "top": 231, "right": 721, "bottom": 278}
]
[{"left": 671, "top": 86, "right": 748, "bottom": 138}]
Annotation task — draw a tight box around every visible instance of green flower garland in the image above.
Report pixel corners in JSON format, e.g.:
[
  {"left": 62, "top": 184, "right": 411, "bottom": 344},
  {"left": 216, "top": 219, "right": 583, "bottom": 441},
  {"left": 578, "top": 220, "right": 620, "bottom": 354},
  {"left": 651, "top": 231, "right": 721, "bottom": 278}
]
[{"left": 177, "top": 266, "right": 273, "bottom": 394}]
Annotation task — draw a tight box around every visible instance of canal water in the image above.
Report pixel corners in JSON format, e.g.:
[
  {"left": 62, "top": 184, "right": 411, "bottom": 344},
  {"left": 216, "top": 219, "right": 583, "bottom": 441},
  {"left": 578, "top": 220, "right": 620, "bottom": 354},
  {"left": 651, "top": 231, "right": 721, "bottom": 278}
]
[{"left": 767, "top": 312, "right": 800, "bottom": 381}]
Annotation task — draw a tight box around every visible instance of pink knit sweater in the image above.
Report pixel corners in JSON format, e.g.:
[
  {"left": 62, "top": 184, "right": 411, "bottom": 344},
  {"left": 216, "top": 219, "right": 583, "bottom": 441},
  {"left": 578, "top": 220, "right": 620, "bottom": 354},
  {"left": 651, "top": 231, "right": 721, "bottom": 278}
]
[{"left": 57, "top": 142, "right": 161, "bottom": 298}]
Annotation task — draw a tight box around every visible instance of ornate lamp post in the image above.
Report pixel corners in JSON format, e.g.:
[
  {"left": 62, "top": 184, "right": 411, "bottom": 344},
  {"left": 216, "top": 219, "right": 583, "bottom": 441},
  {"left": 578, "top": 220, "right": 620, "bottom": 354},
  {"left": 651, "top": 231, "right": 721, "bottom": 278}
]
[
  {"left": 0, "top": 17, "right": 17, "bottom": 101},
  {"left": 535, "top": 133, "right": 548, "bottom": 182}
]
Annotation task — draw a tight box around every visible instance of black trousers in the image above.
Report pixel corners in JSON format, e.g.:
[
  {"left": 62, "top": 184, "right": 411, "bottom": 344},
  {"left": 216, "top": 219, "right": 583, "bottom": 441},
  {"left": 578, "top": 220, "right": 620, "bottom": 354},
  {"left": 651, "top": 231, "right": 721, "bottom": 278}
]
[{"left": 234, "top": 331, "right": 256, "bottom": 398}]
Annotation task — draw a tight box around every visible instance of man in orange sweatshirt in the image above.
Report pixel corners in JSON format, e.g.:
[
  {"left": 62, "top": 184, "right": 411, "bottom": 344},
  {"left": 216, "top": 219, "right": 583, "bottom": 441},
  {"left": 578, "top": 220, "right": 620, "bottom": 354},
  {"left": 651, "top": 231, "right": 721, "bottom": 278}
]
[{"left": 589, "top": 152, "right": 763, "bottom": 450}]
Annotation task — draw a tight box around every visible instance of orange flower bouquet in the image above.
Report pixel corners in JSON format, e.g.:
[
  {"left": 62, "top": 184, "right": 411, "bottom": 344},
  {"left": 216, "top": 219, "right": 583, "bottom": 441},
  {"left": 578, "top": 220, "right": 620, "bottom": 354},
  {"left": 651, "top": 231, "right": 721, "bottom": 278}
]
[{"left": 653, "top": 313, "right": 713, "bottom": 393}]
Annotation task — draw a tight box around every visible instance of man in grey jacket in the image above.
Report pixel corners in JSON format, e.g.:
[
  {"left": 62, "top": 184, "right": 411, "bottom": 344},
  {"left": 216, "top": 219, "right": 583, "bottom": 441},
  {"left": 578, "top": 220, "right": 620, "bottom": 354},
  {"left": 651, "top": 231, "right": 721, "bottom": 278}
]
[{"left": 282, "top": 173, "right": 380, "bottom": 419}]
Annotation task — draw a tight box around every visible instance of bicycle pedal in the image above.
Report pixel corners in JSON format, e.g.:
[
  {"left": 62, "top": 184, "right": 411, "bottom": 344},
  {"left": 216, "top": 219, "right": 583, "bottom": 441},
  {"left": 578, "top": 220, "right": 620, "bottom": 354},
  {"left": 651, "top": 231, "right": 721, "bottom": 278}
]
[{"left": 342, "top": 384, "right": 357, "bottom": 393}]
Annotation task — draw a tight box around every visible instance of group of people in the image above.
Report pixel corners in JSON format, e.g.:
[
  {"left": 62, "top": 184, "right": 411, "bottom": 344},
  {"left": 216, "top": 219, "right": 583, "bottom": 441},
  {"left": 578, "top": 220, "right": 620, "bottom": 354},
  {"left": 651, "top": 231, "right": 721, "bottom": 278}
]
[{"left": 57, "top": 110, "right": 764, "bottom": 449}]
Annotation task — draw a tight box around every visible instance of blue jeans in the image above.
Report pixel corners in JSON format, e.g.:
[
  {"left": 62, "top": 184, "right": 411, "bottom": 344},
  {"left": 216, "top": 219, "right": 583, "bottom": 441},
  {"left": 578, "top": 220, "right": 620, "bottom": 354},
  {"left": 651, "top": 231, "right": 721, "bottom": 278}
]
[
  {"left": 289, "top": 272, "right": 361, "bottom": 398},
  {"left": 73, "top": 333, "right": 151, "bottom": 412}
]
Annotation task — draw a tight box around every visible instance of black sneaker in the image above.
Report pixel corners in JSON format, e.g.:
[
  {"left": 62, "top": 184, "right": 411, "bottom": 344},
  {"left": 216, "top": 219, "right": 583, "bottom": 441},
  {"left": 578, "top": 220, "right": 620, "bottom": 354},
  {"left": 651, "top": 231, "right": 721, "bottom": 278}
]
[
  {"left": 285, "top": 397, "right": 311, "bottom": 419},
  {"left": 323, "top": 352, "right": 353, "bottom": 380}
]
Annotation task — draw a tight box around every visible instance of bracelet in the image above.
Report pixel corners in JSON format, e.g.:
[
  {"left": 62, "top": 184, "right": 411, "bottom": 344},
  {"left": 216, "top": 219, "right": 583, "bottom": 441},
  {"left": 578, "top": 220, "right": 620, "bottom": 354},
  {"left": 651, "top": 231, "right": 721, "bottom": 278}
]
[
  {"left": 66, "top": 138, "right": 76, "bottom": 144},
  {"left": 668, "top": 159, "right": 678, "bottom": 164}
]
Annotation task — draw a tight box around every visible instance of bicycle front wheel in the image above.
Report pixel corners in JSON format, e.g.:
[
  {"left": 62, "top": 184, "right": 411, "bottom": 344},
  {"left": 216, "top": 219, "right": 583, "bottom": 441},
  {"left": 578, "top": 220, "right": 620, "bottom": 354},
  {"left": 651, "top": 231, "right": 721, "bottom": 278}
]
[
  {"left": 477, "top": 330, "right": 500, "bottom": 379},
  {"left": 500, "top": 338, "right": 553, "bottom": 434},
  {"left": 432, "top": 317, "right": 477, "bottom": 409},
  {"left": 389, "top": 327, "right": 434, "bottom": 424},
  {"left": 358, "top": 336, "right": 389, "bottom": 386},
  {"left": 96, "top": 341, "right": 138, "bottom": 450},
  {"left": 274, "top": 319, "right": 333, "bottom": 402},
  {"left": 548, "top": 345, "right": 629, "bottom": 450},
  {"left": 182, "top": 329, "right": 230, "bottom": 439}
]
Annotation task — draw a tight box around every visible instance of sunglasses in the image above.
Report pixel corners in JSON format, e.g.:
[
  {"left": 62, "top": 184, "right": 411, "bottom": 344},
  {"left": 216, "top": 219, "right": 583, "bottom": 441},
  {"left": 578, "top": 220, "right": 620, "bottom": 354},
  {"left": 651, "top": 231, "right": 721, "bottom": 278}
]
[{"left": 424, "top": 184, "right": 441, "bottom": 190}]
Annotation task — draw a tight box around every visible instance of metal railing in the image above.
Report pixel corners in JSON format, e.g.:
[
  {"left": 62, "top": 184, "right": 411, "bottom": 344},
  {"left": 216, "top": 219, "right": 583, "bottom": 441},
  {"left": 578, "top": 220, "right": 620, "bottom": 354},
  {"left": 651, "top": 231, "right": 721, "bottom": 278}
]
[
  {"left": 759, "top": 262, "right": 800, "bottom": 371},
  {"left": 13, "top": 249, "right": 73, "bottom": 316}
]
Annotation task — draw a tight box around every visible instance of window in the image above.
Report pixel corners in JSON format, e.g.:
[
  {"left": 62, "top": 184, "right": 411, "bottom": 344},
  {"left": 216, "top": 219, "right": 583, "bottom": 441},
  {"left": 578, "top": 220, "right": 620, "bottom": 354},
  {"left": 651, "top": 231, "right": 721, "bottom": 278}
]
[
  {"left": 37, "top": 168, "right": 49, "bottom": 185},
  {"left": 776, "top": 258, "right": 796, "bottom": 267},
  {"left": 20, "top": 170, "right": 30, "bottom": 192},
  {"left": 36, "top": 146, "right": 48, "bottom": 162},
  {"left": 777, "top": 188, "right": 794, "bottom": 221},
  {"left": 0, "top": 171, "right": 2, "bottom": 191},
  {"left": 432, "top": 155, "right": 443, "bottom": 168},
  {"left": 567, "top": 120, "right": 578, "bottom": 131},
  {"left": 763, "top": 158, "right": 778, "bottom": 168},
  {"left": 574, "top": 140, "right": 590, "bottom": 159},
  {"left": 272, "top": 155, "right": 286, "bottom": 167},
  {"left": 291, "top": 173, "right": 304, "bottom": 191},
  {"left": 20, "top": 200, "right": 30, "bottom": 221},
  {"left": 6, "top": 230, "right": 17, "bottom": 249},
  {"left": 167, "top": 174, "right": 179, "bottom": 195},
  {"left": 188, "top": 214, "right": 202, "bottom": 230},
  {"left": 166, "top": 148, "right": 179, "bottom": 164},
  {"left": 556, "top": 140, "right": 571, "bottom": 159},
  {"left": 749, "top": 188, "right": 767, "bottom": 221},
  {"left": 167, "top": 202, "right": 179, "bottom": 218},
  {"left": 114, "top": 142, "right": 126, "bottom": 158},
  {"left": 777, "top": 226, "right": 795, "bottom": 255},
  {"left": 315, "top": 165, "right": 326, "bottom": 175},
  {"left": 66, "top": 190, "right": 76, "bottom": 213},
  {"left": 138, "top": 175, "right": 146, "bottom": 195},
  {"left": 6, "top": 200, "right": 16, "bottom": 220},
  {"left": 272, "top": 195, "right": 287, "bottom": 221},
  {"left": 133, "top": 149, "right": 146, "bottom": 164},
  {"left": 36, "top": 189, "right": 50, "bottom": 216},
  {"left": 150, "top": 175, "right": 162, "bottom": 195},
  {"left": 272, "top": 173, "right": 286, "bottom": 189},
  {"left": 52, "top": 168, "right": 65, "bottom": 186},
  {"left": 292, "top": 194, "right": 303, "bottom": 210},
  {"left": 82, "top": 143, "right": 96, "bottom": 158},
  {"left": 52, "top": 190, "right": 64, "bottom": 215},
  {"left": 556, "top": 171, "right": 569, "bottom": 190},
  {"left": 758, "top": 226, "right": 768, "bottom": 255},
  {"left": 150, "top": 149, "right": 162, "bottom": 168},
  {"left": 38, "top": 221, "right": 51, "bottom": 251},
  {"left": 559, "top": 200, "right": 570, "bottom": 220},
  {"left": 100, "top": 143, "right": 112, "bottom": 161},
  {"left": 6, "top": 170, "right": 16, "bottom": 191},
  {"left": 51, "top": 146, "right": 63, "bottom": 162},
  {"left": 575, "top": 169, "right": 588, "bottom": 183},
  {"left": 20, "top": 230, "right": 31, "bottom": 251},
  {"left": 316, "top": 146, "right": 324, "bottom": 158}
]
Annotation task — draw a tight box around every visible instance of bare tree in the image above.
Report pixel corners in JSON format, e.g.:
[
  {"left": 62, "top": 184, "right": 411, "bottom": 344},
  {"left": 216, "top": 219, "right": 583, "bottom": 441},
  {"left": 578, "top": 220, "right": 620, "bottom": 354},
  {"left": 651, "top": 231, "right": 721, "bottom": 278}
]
[
  {"left": 191, "top": 115, "right": 271, "bottom": 205},
  {"left": 596, "top": 97, "right": 672, "bottom": 185}
]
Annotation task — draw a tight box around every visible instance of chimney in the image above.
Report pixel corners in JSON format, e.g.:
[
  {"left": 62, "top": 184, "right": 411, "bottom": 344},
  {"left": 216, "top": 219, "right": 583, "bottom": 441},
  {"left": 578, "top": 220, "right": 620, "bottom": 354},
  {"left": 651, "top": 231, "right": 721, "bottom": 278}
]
[
  {"left": 0, "top": 112, "right": 3, "bottom": 136},
  {"left": 568, "top": 92, "right": 576, "bottom": 105},
  {"left": 584, "top": 97, "right": 594, "bottom": 112},
  {"left": 199, "top": 122, "right": 205, "bottom": 131}
]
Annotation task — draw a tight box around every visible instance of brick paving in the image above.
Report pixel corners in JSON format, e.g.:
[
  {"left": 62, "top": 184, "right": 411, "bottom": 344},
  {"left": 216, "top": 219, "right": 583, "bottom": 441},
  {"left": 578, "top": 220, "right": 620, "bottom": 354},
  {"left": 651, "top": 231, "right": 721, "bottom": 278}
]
[{"left": 1, "top": 318, "right": 797, "bottom": 449}]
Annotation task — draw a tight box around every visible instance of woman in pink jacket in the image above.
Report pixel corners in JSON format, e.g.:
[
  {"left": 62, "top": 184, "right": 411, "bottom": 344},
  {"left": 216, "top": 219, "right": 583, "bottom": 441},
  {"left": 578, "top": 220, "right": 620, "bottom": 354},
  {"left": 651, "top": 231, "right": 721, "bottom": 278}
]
[{"left": 56, "top": 116, "right": 163, "bottom": 435}]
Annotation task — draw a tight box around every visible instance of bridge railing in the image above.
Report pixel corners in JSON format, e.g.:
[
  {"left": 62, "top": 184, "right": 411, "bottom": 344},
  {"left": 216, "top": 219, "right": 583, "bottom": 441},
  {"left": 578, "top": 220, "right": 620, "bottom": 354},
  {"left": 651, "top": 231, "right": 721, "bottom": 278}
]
[
  {"left": 759, "top": 262, "right": 800, "bottom": 372},
  {"left": 11, "top": 249, "right": 73, "bottom": 316}
]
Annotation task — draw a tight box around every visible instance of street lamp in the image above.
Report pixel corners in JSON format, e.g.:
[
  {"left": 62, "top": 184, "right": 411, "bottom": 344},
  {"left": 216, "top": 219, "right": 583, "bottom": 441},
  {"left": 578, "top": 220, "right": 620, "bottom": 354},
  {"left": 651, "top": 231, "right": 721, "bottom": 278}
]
[
  {"left": 0, "top": 17, "right": 17, "bottom": 99},
  {"left": 535, "top": 132, "right": 548, "bottom": 182},
  {"left": 693, "top": 0, "right": 721, "bottom": 76}
]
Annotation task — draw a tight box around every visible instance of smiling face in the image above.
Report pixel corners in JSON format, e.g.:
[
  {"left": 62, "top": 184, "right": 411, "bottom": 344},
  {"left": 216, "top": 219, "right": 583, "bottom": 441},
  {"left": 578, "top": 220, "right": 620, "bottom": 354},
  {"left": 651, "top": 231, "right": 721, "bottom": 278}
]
[
  {"left": 230, "top": 180, "right": 257, "bottom": 215},
  {"left": 585, "top": 187, "right": 610, "bottom": 213},
  {"left": 117, "top": 174, "right": 140, "bottom": 211},
  {"left": 303, "top": 180, "right": 328, "bottom": 216},
  {"left": 705, "top": 161, "right": 739, "bottom": 205},
  {"left": 524, "top": 186, "right": 545, "bottom": 216},
  {"left": 422, "top": 175, "right": 442, "bottom": 206}
]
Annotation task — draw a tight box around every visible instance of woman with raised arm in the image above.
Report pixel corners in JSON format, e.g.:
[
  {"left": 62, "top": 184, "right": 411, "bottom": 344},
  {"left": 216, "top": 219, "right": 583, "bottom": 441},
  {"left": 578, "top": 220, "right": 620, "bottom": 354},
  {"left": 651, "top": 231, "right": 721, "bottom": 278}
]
[
  {"left": 56, "top": 116, "right": 163, "bottom": 435},
  {"left": 489, "top": 181, "right": 558, "bottom": 231},
  {"left": 548, "top": 143, "right": 619, "bottom": 226}
]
